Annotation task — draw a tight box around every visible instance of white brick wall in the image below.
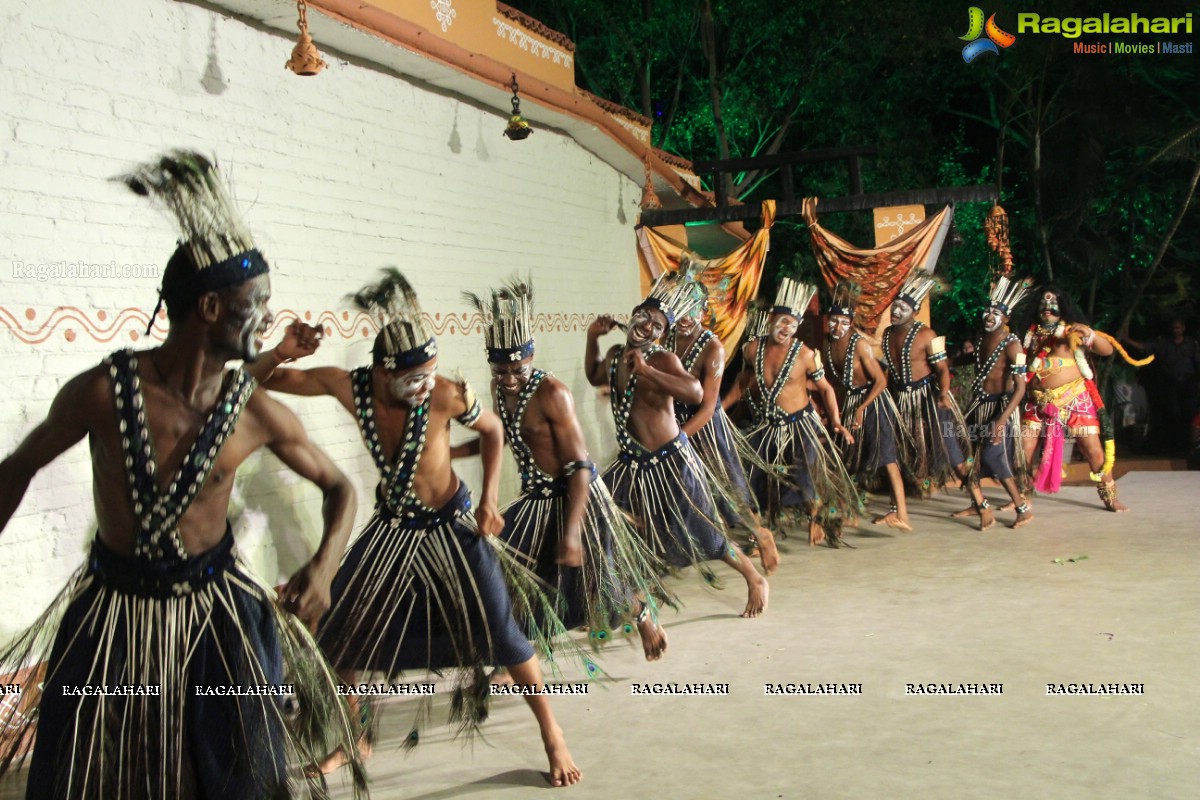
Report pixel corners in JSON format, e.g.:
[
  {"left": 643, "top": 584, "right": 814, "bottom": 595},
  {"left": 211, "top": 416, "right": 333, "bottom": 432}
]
[{"left": 0, "top": 0, "right": 643, "bottom": 639}]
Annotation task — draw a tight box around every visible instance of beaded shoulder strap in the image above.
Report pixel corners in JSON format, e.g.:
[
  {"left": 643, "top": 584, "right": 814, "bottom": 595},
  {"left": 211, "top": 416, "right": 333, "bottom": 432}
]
[
  {"left": 350, "top": 366, "right": 430, "bottom": 512},
  {"left": 825, "top": 332, "right": 862, "bottom": 389},
  {"left": 609, "top": 344, "right": 665, "bottom": 452},
  {"left": 888, "top": 321, "right": 925, "bottom": 385},
  {"left": 749, "top": 336, "right": 802, "bottom": 421},
  {"left": 971, "top": 332, "right": 1019, "bottom": 397},
  {"left": 496, "top": 369, "right": 551, "bottom": 482},
  {"left": 108, "top": 349, "right": 254, "bottom": 562},
  {"left": 679, "top": 329, "right": 716, "bottom": 372}
]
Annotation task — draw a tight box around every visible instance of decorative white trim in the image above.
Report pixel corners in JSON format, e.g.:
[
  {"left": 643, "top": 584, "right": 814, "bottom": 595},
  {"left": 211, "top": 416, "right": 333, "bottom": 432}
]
[
  {"left": 492, "top": 18, "right": 574, "bottom": 68},
  {"left": 609, "top": 113, "right": 651, "bottom": 144},
  {"left": 431, "top": 0, "right": 457, "bottom": 33}
]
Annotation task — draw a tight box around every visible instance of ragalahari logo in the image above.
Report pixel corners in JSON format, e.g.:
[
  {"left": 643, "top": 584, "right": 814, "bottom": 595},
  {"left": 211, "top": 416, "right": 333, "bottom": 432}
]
[{"left": 960, "top": 7, "right": 1016, "bottom": 62}]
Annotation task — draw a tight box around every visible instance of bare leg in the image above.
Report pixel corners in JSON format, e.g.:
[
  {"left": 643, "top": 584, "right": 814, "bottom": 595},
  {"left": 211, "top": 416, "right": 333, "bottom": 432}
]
[
  {"left": 722, "top": 544, "right": 768, "bottom": 617},
  {"left": 508, "top": 656, "right": 581, "bottom": 787},
  {"left": 1076, "top": 433, "right": 1129, "bottom": 512},
  {"left": 999, "top": 477, "right": 1034, "bottom": 528},
  {"left": 313, "top": 669, "right": 372, "bottom": 775},
  {"left": 631, "top": 595, "right": 667, "bottom": 661},
  {"left": 872, "top": 463, "right": 912, "bottom": 531},
  {"left": 751, "top": 513, "right": 780, "bottom": 575},
  {"left": 957, "top": 467, "right": 994, "bottom": 530}
]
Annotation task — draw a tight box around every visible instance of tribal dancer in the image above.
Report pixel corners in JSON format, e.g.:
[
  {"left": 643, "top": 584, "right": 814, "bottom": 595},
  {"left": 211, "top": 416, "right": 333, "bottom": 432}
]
[
  {"left": 0, "top": 151, "right": 365, "bottom": 799},
  {"left": 882, "top": 271, "right": 991, "bottom": 528},
  {"left": 259, "top": 270, "right": 580, "bottom": 786},
  {"left": 585, "top": 274, "right": 768, "bottom": 617},
  {"left": 822, "top": 280, "right": 913, "bottom": 532},
  {"left": 1019, "top": 287, "right": 1147, "bottom": 513},
  {"left": 725, "top": 279, "right": 861, "bottom": 547},
  {"left": 463, "top": 278, "right": 671, "bottom": 660},
  {"left": 667, "top": 275, "right": 780, "bottom": 574},
  {"left": 951, "top": 277, "right": 1033, "bottom": 528}
]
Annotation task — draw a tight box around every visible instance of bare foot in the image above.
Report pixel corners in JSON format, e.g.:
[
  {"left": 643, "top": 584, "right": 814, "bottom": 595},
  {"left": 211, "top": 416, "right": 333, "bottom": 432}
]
[
  {"left": 998, "top": 500, "right": 1017, "bottom": 512},
  {"left": 755, "top": 526, "right": 780, "bottom": 575},
  {"left": 309, "top": 735, "right": 373, "bottom": 777},
  {"left": 1105, "top": 500, "right": 1129, "bottom": 512},
  {"left": 1010, "top": 509, "right": 1034, "bottom": 529},
  {"left": 741, "top": 574, "right": 769, "bottom": 618},
  {"left": 979, "top": 506, "right": 995, "bottom": 531},
  {"left": 808, "top": 518, "right": 826, "bottom": 547},
  {"left": 951, "top": 505, "right": 978, "bottom": 519},
  {"left": 543, "top": 726, "right": 581, "bottom": 787},
  {"left": 637, "top": 615, "right": 668, "bottom": 661},
  {"left": 880, "top": 512, "right": 912, "bottom": 533}
]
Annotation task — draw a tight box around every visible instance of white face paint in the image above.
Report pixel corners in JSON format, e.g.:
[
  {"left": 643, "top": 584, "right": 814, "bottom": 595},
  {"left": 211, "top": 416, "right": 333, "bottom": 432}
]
[
  {"left": 828, "top": 315, "right": 851, "bottom": 341},
  {"left": 389, "top": 363, "right": 437, "bottom": 407},
  {"left": 221, "top": 275, "right": 273, "bottom": 362},
  {"left": 771, "top": 314, "right": 798, "bottom": 344},
  {"left": 982, "top": 307, "right": 1004, "bottom": 332},
  {"left": 891, "top": 299, "right": 915, "bottom": 326},
  {"left": 675, "top": 312, "right": 701, "bottom": 339},
  {"left": 490, "top": 357, "right": 534, "bottom": 395},
  {"left": 628, "top": 307, "right": 667, "bottom": 348}
]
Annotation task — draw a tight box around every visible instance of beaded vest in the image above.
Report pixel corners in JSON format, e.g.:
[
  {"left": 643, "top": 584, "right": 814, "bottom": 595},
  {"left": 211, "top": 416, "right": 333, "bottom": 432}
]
[
  {"left": 495, "top": 369, "right": 560, "bottom": 497},
  {"left": 608, "top": 344, "right": 666, "bottom": 455},
  {"left": 350, "top": 367, "right": 432, "bottom": 519},
  {"left": 882, "top": 322, "right": 926, "bottom": 385},
  {"left": 970, "top": 332, "right": 1019, "bottom": 398},
  {"left": 673, "top": 329, "right": 716, "bottom": 421},
  {"left": 824, "top": 331, "right": 866, "bottom": 394},
  {"left": 108, "top": 349, "right": 255, "bottom": 564},
  {"left": 748, "top": 336, "right": 803, "bottom": 423}
]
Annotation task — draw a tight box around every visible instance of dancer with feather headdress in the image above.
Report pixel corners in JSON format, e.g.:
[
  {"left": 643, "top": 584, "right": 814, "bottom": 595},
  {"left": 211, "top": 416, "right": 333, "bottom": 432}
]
[
  {"left": 724, "top": 279, "right": 862, "bottom": 547},
  {"left": 256, "top": 268, "right": 581, "bottom": 787},
  {"left": 881, "top": 270, "right": 991, "bottom": 526},
  {"left": 464, "top": 277, "right": 672, "bottom": 660},
  {"left": 665, "top": 260, "right": 781, "bottom": 574},
  {"left": 0, "top": 150, "right": 367, "bottom": 799},
  {"left": 823, "top": 280, "right": 916, "bottom": 532},
  {"left": 585, "top": 273, "right": 769, "bottom": 617},
  {"left": 949, "top": 276, "right": 1035, "bottom": 528}
]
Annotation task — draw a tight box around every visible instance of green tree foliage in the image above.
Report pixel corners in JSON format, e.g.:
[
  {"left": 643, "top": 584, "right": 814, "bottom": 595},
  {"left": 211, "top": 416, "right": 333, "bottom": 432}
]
[{"left": 510, "top": 0, "right": 1200, "bottom": 348}]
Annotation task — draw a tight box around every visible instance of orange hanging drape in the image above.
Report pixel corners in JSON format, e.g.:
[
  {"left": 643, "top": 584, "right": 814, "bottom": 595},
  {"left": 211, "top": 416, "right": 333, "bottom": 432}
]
[
  {"left": 637, "top": 200, "right": 776, "bottom": 362},
  {"left": 802, "top": 197, "right": 952, "bottom": 332}
]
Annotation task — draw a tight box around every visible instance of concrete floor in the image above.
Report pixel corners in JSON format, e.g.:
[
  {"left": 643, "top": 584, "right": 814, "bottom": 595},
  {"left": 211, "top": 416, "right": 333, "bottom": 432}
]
[{"left": 4, "top": 472, "right": 1197, "bottom": 799}]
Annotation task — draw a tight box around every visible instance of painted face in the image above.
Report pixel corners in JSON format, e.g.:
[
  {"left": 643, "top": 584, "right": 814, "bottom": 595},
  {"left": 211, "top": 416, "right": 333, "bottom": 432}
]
[
  {"left": 220, "top": 275, "right": 273, "bottom": 362},
  {"left": 491, "top": 356, "right": 534, "bottom": 395},
  {"left": 982, "top": 306, "right": 1005, "bottom": 333},
  {"left": 387, "top": 357, "right": 438, "bottom": 407},
  {"left": 891, "top": 298, "right": 915, "bottom": 326},
  {"left": 1039, "top": 292, "right": 1061, "bottom": 325},
  {"left": 828, "top": 314, "right": 851, "bottom": 341},
  {"left": 770, "top": 313, "right": 798, "bottom": 344},
  {"left": 675, "top": 310, "right": 702, "bottom": 339},
  {"left": 627, "top": 307, "right": 668, "bottom": 349}
]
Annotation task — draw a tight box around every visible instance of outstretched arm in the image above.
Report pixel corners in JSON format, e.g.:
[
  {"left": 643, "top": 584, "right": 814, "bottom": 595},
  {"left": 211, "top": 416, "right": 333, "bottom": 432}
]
[
  {"left": 257, "top": 393, "right": 358, "bottom": 628},
  {"left": 245, "top": 321, "right": 323, "bottom": 385},
  {"left": 0, "top": 370, "right": 97, "bottom": 536}
]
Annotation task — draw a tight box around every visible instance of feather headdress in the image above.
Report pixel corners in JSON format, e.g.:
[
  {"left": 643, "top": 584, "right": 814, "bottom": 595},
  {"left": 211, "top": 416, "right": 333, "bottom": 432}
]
[
  {"left": 463, "top": 276, "right": 536, "bottom": 364},
  {"left": 120, "top": 150, "right": 267, "bottom": 292},
  {"left": 895, "top": 269, "right": 937, "bottom": 311},
  {"left": 771, "top": 277, "right": 817, "bottom": 320},
  {"left": 825, "top": 280, "right": 863, "bottom": 320},
  {"left": 637, "top": 262, "right": 707, "bottom": 327},
  {"left": 350, "top": 268, "right": 437, "bottom": 370},
  {"left": 987, "top": 275, "right": 1033, "bottom": 317}
]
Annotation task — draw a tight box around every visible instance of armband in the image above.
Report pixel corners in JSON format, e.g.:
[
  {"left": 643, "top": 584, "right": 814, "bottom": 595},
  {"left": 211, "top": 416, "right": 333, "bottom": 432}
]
[{"left": 455, "top": 379, "right": 483, "bottom": 426}]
